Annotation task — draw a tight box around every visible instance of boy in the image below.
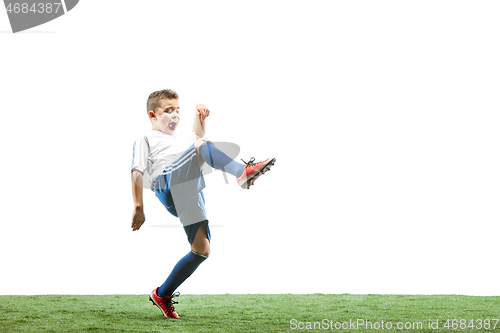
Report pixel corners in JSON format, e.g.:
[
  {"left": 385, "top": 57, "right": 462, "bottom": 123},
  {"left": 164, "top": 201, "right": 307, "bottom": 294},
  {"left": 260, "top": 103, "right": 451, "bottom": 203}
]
[{"left": 130, "top": 89, "right": 275, "bottom": 319}]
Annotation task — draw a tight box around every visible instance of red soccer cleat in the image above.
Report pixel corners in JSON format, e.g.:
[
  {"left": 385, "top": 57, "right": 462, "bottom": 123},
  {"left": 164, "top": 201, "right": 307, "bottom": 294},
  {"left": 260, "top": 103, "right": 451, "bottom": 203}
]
[
  {"left": 237, "top": 157, "right": 276, "bottom": 189},
  {"left": 149, "top": 288, "right": 181, "bottom": 319}
]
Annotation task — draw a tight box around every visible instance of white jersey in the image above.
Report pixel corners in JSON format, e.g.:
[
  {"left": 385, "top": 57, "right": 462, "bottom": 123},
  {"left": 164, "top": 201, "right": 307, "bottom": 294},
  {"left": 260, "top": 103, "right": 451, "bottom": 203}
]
[{"left": 131, "top": 130, "right": 197, "bottom": 190}]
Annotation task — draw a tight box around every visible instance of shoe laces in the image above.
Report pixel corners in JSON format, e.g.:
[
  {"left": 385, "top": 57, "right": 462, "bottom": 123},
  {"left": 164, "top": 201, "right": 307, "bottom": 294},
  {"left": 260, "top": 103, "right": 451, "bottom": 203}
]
[
  {"left": 241, "top": 157, "right": 256, "bottom": 168},
  {"left": 167, "top": 292, "right": 180, "bottom": 311}
]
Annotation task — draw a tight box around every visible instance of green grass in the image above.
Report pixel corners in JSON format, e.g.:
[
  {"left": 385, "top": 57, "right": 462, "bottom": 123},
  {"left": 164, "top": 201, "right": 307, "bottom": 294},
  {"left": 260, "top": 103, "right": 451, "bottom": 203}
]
[{"left": 0, "top": 294, "right": 499, "bottom": 332}]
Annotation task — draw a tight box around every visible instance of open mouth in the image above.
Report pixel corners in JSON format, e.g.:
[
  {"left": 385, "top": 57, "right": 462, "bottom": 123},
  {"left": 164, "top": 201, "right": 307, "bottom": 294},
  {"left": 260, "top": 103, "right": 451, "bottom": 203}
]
[{"left": 168, "top": 122, "right": 177, "bottom": 131}]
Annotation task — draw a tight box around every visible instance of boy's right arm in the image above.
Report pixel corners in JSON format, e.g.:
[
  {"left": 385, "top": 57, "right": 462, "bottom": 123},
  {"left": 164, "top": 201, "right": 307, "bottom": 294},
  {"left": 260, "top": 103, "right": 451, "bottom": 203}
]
[{"left": 131, "top": 170, "right": 145, "bottom": 231}]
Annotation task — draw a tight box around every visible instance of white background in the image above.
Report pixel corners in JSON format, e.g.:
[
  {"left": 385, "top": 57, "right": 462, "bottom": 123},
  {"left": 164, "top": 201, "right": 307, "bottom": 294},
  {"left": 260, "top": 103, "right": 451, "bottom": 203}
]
[{"left": 0, "top": 1, "right": 499, "bottom": 296}]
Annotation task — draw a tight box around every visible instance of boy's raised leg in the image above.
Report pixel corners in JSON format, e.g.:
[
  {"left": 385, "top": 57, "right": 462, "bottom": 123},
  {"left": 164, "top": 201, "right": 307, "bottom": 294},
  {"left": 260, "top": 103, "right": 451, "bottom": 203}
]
[
  {"left": 195, "top": 139, "right": 276, "bottom": 189},
  {"left": 196, "top": 139, "right": 244, "bottom": 177}
]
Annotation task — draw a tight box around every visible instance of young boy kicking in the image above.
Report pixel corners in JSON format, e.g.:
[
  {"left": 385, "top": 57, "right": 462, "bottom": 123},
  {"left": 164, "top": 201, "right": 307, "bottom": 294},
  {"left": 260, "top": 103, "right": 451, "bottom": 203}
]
[{"left": 130, "top": 89, "right": 275, "bottom": 319}]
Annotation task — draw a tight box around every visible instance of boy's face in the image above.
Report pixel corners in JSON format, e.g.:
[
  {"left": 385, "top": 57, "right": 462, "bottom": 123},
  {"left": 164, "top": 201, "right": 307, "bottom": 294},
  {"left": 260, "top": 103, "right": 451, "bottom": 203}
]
[{"left": 149, "top": 98, "right": 181, "bottom": 135}]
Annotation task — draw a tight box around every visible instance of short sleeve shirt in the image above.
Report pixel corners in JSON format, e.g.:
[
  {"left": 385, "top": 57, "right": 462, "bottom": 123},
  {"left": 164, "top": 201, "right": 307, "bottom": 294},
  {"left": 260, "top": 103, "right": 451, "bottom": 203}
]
[{"left": 131, "top": 130, "right": 197, "bottom": 189}]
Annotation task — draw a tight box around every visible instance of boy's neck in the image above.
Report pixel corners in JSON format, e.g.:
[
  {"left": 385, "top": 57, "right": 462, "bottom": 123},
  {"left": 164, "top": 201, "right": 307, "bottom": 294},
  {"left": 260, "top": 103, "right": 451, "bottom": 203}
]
[{"left": 152, "top": 128, "right": 173, "bottom": 135}]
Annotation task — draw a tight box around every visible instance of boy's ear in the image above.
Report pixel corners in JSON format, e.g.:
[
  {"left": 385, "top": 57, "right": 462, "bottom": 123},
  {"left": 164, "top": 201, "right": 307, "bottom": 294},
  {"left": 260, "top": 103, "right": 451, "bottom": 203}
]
[{"left": 148, "top": 110, "right": 156, "bottom": 120}]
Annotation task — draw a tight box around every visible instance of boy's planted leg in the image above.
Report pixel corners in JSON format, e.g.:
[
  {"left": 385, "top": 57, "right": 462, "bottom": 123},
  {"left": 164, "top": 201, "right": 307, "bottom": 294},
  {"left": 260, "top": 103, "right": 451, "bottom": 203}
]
[
  {"left": 157, "top": 223, "right": 209, "bottom": 297},
  {"left": 150, "top": 222, "right": 209, "bottom": 319}
]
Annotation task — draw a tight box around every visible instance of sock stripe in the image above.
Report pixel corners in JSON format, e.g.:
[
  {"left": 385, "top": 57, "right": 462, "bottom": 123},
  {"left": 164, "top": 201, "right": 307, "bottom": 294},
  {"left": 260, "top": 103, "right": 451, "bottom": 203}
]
[
  {"left": 207, "top": 142, "right": 214, "bottom": 167},
  {"left": 191, "top": 249, "right": 209, "bottom": 259},
  {"left": 199, "top": 141, "right": 215, "bottom": 167}
]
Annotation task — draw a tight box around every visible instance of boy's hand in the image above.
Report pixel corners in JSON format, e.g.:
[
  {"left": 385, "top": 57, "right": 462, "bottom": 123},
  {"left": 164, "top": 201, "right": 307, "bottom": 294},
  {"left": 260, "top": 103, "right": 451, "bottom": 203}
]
[
  {"left": 131, "top": 206, "right": 145, "bottom": 231},
  {"left": 196, "top": 104, "right": 210, "bottom": 122}
]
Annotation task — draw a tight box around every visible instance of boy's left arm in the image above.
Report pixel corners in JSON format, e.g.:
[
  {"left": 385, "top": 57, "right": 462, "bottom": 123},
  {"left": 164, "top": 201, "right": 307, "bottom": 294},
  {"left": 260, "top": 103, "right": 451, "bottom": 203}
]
[{"left": 193, "top": 104, "right": 210, "bottom": 139}]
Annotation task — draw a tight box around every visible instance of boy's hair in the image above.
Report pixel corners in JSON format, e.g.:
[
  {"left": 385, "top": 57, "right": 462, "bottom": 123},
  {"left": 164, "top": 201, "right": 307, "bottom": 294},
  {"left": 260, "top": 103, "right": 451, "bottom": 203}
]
[{"left": 147, "top": 89, "right": 179, "bottom": 113}]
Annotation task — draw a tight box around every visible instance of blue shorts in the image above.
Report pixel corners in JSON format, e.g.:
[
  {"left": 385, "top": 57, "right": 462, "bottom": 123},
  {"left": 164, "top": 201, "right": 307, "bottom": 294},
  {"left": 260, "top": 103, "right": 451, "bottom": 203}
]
[
  {"left": 183, "top": 220, "right": 211, "bottom": 245},
  {"left": 153, "top": 144, "right": 211, "bottom": 243}
]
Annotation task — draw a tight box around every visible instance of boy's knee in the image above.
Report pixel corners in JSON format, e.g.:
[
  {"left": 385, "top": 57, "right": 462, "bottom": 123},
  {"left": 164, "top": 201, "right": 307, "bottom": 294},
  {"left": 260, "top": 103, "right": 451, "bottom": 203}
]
[
  {"left": 191, "top": 230, "right": 210, "bottom": 258},
  {"left": 195, "top": 138, "right": 210, "bottom": 153}
]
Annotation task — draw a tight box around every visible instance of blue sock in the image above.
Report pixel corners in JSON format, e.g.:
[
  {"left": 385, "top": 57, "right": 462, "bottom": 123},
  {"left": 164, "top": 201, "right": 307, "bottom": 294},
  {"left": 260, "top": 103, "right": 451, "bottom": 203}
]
[
  {"left": 157, "top": 251, "right": 207, "bottom": 297},
  {"left": 199, "top": 141, "right": 244, "bottom": 178}
]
